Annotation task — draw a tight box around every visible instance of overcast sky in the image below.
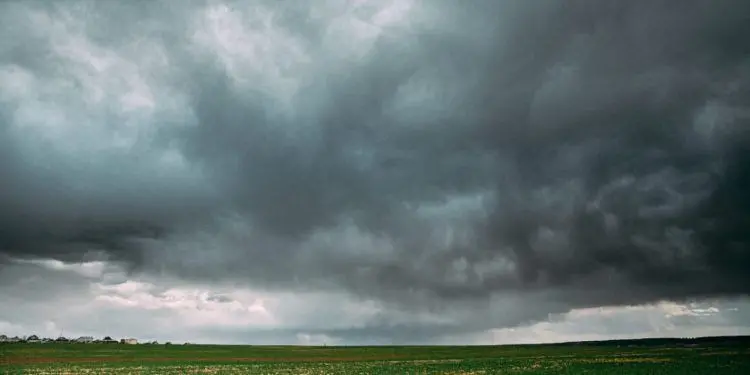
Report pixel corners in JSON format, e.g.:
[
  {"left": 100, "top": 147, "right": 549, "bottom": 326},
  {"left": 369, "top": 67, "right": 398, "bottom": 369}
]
[{"left": 1, "top": 0, "right": 749, "bottom": 345}]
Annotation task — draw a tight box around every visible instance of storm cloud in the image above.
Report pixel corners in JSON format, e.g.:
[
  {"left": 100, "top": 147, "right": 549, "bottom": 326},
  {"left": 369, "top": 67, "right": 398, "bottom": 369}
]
[{"left": 1, "top": 0, "right": 750, "bottom": 337}]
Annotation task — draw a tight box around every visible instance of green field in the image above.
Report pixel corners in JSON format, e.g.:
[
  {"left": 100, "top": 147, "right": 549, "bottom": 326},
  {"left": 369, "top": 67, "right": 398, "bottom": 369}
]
[{"left": 2, "top": 337, "right": 749, "bottom": 374}]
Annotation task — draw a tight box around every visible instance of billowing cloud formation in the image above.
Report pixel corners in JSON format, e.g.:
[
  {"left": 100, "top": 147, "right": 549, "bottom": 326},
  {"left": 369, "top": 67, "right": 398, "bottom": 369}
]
[{"left": 1, "top": 0, "right": 750, "bottom": 337}]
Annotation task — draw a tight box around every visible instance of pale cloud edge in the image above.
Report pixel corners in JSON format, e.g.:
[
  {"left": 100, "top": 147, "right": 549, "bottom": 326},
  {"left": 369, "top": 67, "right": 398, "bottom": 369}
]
[{"left": 1, "top": 259, "right": 749, "bottom": 345}]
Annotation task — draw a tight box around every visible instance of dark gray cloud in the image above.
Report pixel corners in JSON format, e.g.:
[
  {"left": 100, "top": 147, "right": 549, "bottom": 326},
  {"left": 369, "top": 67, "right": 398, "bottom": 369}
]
[{"left": 1, "top": 0, "right": 750, "bottom": 336}]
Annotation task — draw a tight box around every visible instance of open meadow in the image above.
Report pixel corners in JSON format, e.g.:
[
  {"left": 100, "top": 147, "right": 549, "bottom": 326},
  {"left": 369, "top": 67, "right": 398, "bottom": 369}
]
[{"left": 2, "top": 337, "right": 749, "bottom": 374}]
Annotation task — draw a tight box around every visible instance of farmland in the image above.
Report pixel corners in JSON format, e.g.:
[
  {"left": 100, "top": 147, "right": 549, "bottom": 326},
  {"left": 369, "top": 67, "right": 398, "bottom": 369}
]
[{"left": 2, "top": 336, "right": 749, "bottom": 374}]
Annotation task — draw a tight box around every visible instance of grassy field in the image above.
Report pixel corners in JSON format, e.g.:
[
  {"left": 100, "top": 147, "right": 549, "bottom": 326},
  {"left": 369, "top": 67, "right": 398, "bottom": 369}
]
[{"left": 1, "top": 337, "right": 749, "bottom": 374}]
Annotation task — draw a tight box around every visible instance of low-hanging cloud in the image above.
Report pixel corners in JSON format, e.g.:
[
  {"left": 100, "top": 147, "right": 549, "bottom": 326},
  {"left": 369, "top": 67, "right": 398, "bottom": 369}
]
[{"left": 1, "top": 0, "right": 749, "bottom": 334}]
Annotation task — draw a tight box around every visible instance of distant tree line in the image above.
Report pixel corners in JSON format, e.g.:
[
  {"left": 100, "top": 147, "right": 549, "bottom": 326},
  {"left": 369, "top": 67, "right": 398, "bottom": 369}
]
[
  {"left": 541, "top": 335, "right": 750, "bottom": 348},
  {"left": 0, "top": 334, "right": 159, "bottom": 345}
]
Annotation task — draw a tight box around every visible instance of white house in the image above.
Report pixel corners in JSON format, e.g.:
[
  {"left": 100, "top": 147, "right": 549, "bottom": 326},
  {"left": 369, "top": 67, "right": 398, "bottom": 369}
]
[
  {"left": 121, "top": 338, "right": 138, "bottom": 345},
  {"left": 76, "top": 336, "right": 94, "bottom": 343}
]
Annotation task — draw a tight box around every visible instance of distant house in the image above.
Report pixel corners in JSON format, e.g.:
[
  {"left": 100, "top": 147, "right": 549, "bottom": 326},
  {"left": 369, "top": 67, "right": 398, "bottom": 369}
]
[
  {"left": 76, "top": 336, "right": 94, "bottom": 343},
  {"left": 121, "top": 338, "right": 138, "bottom": 345},
  {"left": 102, "top": 336, "right": 118, "bottom": 344},
  {"left": 55, "top": 336, "right": 69, "bottom": 343},
  {"left": 27, "top": 335, "right": 41, "bottom": 343}
]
